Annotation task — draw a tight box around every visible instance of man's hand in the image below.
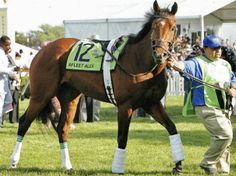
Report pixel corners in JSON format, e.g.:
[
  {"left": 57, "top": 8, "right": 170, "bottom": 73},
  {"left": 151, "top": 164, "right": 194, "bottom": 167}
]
[
  {"left": 166, "top": 55, "right": 185, "bottom": 71},
  {"left": 166, "top": 56, "right": 177, "bottom": 68},
  {"left": 227, "top": 88, "right": 236, "bottom": 97},
  {"left": 14, "top": 66, "right": 21, "bottom": 72}
]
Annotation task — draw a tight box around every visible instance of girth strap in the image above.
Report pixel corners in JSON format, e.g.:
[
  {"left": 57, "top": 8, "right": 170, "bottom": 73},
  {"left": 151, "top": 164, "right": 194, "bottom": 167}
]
[{"left": 103, "top": 39, "right": 117, "bottom": 105}]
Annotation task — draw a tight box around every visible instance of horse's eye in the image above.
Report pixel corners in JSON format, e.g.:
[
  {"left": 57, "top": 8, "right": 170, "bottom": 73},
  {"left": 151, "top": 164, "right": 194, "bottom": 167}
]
[{"left": 171, "top": 27, "right": 176, "bottom": 32}]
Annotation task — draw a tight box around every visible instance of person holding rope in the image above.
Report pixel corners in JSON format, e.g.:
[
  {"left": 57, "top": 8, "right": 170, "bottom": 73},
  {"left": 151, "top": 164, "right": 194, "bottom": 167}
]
[{"left": 167, "top": 34, "right": 236, "bottom": 175}]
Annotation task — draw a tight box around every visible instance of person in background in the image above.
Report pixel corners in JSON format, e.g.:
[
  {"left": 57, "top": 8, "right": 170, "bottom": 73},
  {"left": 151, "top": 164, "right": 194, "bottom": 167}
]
[
  {"left": 232, "top": 42, "right": 236, "bottom": 53},
  {"left": 167, "top": 34, "right": 236, "bottom": 175},
  {"left": 221, "top": 46, "right": 236, "bottom": 115},
  {"left": 8, "top": 53, "right": 21, "bottom": 123},
  {"left": 0, "top": 35, "right": 19, "bottom": 127},
  {"left": 221, "top": 46, "right": 236, "bottom": 73}
]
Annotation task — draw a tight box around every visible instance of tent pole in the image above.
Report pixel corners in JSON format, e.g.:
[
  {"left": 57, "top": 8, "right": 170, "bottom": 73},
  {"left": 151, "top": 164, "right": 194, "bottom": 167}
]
[
  {"left": 200, "top": 15, "right": 204, "bottom": 47},
  {"left": 106, "top": 18, "right": 109, "bottom": 39}
]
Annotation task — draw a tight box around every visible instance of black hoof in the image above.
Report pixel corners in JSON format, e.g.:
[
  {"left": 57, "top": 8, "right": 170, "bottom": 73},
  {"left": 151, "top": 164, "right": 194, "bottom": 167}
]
[
  {"left": 65, "top": 168, "right": 74, "bottom": 175},
  {"left": 172, "top": 167, "right": 182, "bottom": 175}
]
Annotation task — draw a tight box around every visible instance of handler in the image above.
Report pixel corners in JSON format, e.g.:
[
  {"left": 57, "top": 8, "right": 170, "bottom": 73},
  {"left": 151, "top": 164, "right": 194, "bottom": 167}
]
[{"left": 167, "top": 34, "right": 236, "bottom": 175}]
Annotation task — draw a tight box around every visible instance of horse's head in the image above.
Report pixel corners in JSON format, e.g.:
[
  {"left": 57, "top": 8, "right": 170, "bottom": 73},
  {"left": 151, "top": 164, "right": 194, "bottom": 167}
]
[{"left": 151, "top": 1, "right": 178, "bottom": 63}]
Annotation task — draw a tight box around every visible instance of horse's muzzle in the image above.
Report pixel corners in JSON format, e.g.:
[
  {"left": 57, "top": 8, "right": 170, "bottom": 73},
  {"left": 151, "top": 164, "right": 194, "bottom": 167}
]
[{"left": 151, "top": 40, "right": 171, "bottom": 64}]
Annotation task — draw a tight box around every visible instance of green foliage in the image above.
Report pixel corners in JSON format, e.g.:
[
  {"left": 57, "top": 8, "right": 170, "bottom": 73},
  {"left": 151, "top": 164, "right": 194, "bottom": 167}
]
[
  {"left": 15, "top": 32, "right": 28, "bottom": 45},
  {"left": 20, "top": 76, "right": 30, "bottom": 98},
  {"left": 15, "top": 24, "right": 64, "bottom": 48},
  {"left": 0, "top": 96, "right": 235, "bottom": 176}
]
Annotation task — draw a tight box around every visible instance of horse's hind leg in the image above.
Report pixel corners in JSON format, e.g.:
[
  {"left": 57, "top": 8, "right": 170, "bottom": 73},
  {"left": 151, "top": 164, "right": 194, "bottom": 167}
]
[
  {"left": 10, "top": 98, "right": 50, "bottom": 168},
  {"left": 112, "top": 105, "right": 132, "bottom": 174},
  {"left": 56, "top": 84, "right": 81, "bottom": 170},
  {"left": 144, "top": 102, "right": 184, "bottom": 174}
]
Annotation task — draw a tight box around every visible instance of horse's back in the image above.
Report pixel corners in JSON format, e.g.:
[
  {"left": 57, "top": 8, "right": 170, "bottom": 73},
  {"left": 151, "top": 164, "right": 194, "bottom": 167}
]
[
  {"left": 31, "top": 38, "right": 78, "bottom": 66},
  {"left": 29, "top": 38, "right": 79, "bottom": 99},
  {"left": 30, "top": 38, "right": 79, "bottom": 74}
]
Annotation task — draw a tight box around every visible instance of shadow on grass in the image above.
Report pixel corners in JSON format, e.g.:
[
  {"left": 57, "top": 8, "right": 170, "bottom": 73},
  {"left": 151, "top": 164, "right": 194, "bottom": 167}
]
[
  {"left": 0, "top": 167, "right": 62, "bottom": 175},
  {"left": 100, "top": 105, "right": 200, "bottom": 122},
  {"left": 69, "top": 126, "right": 215, "bottom": 147},
  {"left": 0, "top": 167, "right": 187, "bottom": 176},
  {"left": 2, "top": 162, "right": 236, "bottom": 176}
]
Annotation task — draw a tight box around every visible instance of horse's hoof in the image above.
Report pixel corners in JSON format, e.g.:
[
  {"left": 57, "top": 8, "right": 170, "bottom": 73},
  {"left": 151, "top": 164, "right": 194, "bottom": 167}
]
[
  {"left": 112, "top": 171, "right": 124, "bottom": 175},
  {"left": 112, "top": 168, "right": 125, "bottom": 175},
  {"left": 65, "top": 168, "right": 74, "bottom": 175},
  {"left": 9, "top": 164, "right": 17, "bottom": 169},
  {"left": 172, "top": 167, "right": 182, "bottom": 175}
]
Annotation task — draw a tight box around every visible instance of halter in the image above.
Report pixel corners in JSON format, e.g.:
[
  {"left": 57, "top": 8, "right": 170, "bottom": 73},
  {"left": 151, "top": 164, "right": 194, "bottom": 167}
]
[{"left": 151, "top": 15, "right": 177, "bottom": 63}]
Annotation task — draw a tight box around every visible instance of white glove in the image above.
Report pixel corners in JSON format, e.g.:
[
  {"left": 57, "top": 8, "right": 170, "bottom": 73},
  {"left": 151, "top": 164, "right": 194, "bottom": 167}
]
[{"left": 9, "top": 71, "right": 19, "bottom": 80}]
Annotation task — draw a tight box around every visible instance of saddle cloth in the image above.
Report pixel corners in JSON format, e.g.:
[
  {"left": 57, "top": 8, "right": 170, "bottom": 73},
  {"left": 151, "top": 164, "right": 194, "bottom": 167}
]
[{"left": 66, "top": 36, "right": 128, "bottom": 71}]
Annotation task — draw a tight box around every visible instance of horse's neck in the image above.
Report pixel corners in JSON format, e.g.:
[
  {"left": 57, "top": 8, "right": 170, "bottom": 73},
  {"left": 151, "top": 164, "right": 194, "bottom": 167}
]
[{"left": 128, "top": 33, "right": 154, "bottom": 72}]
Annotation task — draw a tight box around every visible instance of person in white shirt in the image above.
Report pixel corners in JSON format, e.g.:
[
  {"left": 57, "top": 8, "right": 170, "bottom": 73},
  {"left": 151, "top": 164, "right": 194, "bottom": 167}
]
[{"left": 0, "top": 35, "right": 18, "bottom": 127}]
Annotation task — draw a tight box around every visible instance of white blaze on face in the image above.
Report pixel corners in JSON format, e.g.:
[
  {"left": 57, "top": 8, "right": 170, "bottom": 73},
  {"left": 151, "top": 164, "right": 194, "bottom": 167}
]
[{"left": 160, "top": 21, "right": 166, "bottom": 27}]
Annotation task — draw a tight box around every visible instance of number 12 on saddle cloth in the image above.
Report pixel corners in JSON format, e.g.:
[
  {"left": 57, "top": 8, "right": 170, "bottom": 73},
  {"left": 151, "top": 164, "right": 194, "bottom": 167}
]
[{"left": 66, "top": 36, "right": 129, "bottom": 71}]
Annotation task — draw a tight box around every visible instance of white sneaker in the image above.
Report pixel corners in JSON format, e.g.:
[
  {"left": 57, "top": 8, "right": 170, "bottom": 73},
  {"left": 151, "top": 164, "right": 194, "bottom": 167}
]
[{"left": 69, "top": 123, "right": 75, "bottom": 130}]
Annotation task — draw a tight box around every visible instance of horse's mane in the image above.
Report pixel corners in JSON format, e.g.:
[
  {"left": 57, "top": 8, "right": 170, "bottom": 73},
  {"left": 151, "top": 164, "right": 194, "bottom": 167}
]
[{"left": 128, "top": 8, "right": 170, "bottom": 44}]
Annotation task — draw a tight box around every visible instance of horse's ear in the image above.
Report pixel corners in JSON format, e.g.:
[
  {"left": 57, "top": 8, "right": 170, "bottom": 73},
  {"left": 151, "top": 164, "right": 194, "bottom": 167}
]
[
  {"left": 170, "top": 2, "right": 178, "bottom": 15},
  {"left": 153, "top": 0, "right": 160, "bottom": 14}
]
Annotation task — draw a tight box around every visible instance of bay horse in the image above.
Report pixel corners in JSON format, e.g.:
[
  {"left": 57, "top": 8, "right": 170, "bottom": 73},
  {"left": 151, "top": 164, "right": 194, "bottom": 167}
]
[{"left": 10, "top": 1, "right": 184, "bottom": 174}]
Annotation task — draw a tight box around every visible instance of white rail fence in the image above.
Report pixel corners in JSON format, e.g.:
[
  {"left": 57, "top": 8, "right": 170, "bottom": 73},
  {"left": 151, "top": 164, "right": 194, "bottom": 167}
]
[{"left": 166, "top": 71, "right": 185, "bottom": 96}]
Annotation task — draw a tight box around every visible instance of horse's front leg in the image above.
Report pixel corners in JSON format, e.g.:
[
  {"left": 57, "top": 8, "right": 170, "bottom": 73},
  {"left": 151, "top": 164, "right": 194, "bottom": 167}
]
[
  {"left": 112, "top": 105, "right": 132, "bottom": 174},
  {"left": 144, "top": 102, "right": 184, "bottom": 174}
]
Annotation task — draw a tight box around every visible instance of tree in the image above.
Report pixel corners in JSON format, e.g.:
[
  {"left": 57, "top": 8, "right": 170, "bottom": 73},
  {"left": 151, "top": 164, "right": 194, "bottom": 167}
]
[
  {"left": 15, "top": 32, "right": 28, "bottom": 45},
  {"left": 15, "top": 24, "right": 64, "bottom": 48}
]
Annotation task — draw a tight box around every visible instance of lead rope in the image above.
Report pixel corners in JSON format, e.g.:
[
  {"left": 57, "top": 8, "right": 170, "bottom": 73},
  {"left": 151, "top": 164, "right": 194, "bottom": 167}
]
[
  {"left": 159, "top": 46, "right": 229, "bottom": 92},
  {"left": 172, "top": 65, "right": 228, "bottom": 92},
  {"left": 160, "top": 46, "right": 234, "bottom": 118}
]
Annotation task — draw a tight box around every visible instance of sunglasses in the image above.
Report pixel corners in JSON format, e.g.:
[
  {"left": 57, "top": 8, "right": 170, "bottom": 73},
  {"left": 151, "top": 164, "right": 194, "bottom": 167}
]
[{"left": 205, "top": 46, "right": 221, "bottom": 50}]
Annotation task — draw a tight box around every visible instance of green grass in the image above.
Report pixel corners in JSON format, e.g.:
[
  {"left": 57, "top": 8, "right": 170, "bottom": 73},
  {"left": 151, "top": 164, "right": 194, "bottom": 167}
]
[{"left": 0, "top": 96, "right": 236, "bottom": 176}]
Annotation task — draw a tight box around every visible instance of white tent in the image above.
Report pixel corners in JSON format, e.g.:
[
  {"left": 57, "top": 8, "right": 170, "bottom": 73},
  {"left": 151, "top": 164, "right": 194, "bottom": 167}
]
[
  {"left": 64, "top": 0, "right": 236, "bottom": 43},
  {"left": 10, "top": 43, "right": 38, "bottom": 68},
  {"left": 177, "top": 0, "right": 235, "bottom": 18},
  {"left": 12, "top": 43, "right": 38, "bottom": 56}
]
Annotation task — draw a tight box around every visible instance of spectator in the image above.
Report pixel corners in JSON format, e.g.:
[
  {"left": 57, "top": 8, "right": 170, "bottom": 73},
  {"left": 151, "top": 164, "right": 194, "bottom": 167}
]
[
  {"left": 232, "top": 42, "right": 236, "bottom": 53},
  {"left": 0, "top": 35, "right": 18, "bottom": 127},
  {"left": 221, "top": 46, "right": 236, "bottom": 115},
  {"left": 8, "top": 54, "right": 21, "bottom": 123},
  {"left": 221, "top": 46, "right": 236, "bottom": 73},
  {"left": 75, "top": 95, "right": 100, "bottom": 122},
  {"left": 168, "top": 34, "right": 236, "bottom": 175},
  {"left": 16, "top": 49, "right": 31, "bottom": 77}
]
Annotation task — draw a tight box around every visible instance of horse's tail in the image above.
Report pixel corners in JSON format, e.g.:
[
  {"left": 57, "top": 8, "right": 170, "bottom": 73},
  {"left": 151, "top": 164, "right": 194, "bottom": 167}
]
[{"left": 38, "top": 101, "right": 58, "bottom": 132}]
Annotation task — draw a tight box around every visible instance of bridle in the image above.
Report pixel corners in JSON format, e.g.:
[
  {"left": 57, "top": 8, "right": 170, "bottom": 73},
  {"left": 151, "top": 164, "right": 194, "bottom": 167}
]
[
  {"left": 151, "top": 15, "right": 177, "bottom": 63},
  {"left": 101, "top": 14, "right": 178, "bottom": 84}
]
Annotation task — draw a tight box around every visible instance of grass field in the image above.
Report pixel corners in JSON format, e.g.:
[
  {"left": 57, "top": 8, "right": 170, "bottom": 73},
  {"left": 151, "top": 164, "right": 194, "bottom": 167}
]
[{"left": 0, "top": 96, "right": 236, "bottom": 176}]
